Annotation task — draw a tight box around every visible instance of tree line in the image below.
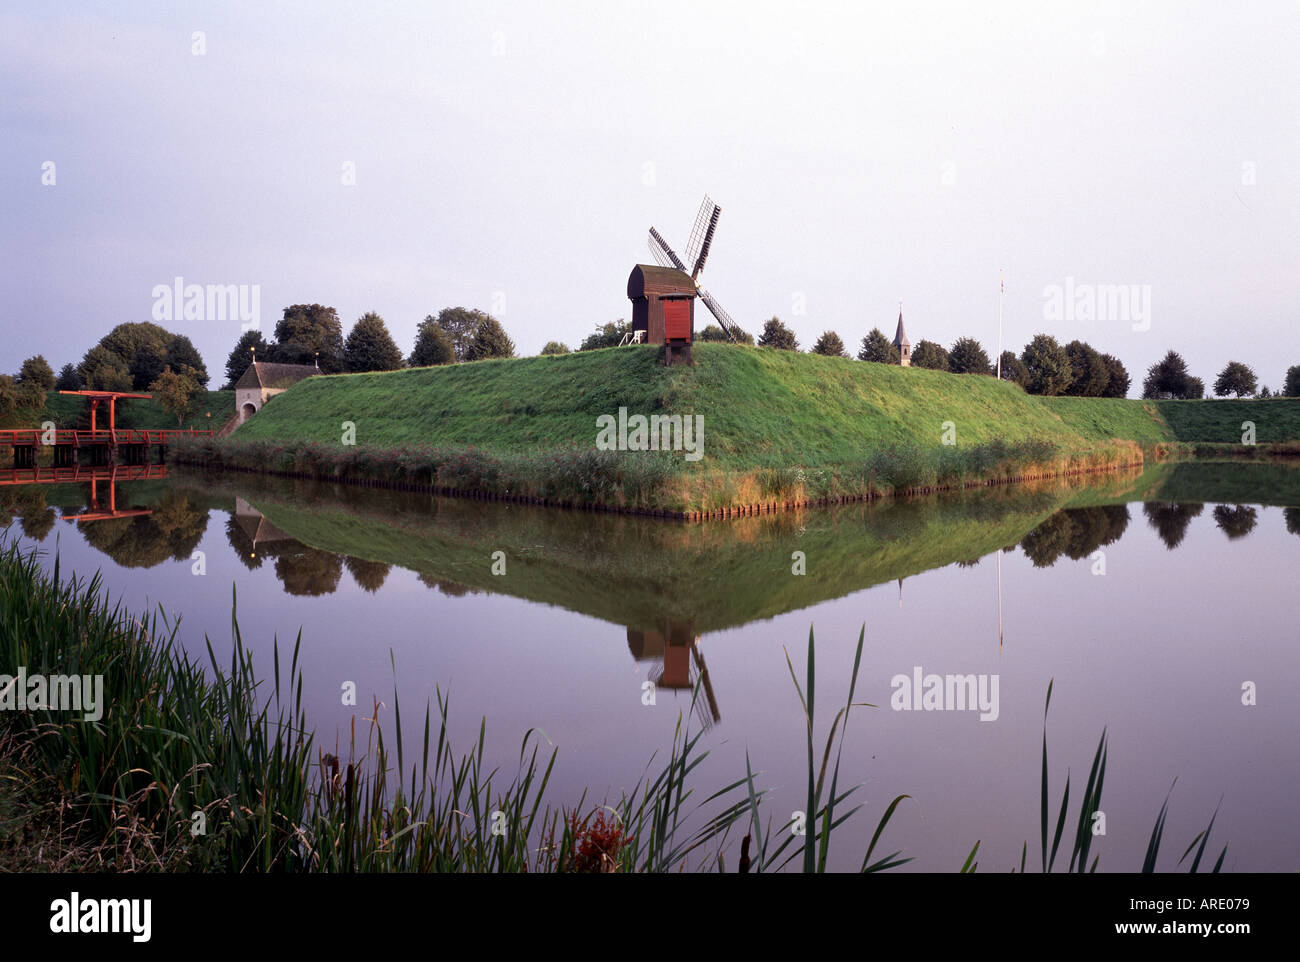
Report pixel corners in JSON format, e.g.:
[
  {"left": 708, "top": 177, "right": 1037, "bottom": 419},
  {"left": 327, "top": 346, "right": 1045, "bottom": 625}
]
[
  {"left": 223, "top": 305, "right": 517, "bottom": 387},
  {"left": 730, "top": 316, "right": 1300, "bottom": 400}
]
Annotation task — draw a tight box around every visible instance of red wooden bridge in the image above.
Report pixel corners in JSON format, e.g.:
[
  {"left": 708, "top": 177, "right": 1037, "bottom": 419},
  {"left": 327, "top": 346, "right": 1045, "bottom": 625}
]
[
  {"left": 2, "top": 391, "right": 212, "bottom": 468},
  {"left": 0, "top": 464, "right": 167, "bottom": 522}
]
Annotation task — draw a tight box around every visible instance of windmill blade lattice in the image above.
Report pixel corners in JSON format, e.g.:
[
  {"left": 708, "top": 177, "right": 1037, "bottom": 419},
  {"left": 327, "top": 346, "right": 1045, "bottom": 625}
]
[
  {"left": 698, "top": 287, "right": 744, "bottom": 341},
  {"left": 647, "top": 227, "right": 687, "bottom": 271},
  {"left": 684, "top": 195, "right": 716, "bottom": 271}
]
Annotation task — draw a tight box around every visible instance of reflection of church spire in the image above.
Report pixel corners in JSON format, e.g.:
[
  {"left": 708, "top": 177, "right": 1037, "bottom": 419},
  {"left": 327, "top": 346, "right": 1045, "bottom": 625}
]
[{"left": 897, "top": 577, "right": 903, "bottom": 607}]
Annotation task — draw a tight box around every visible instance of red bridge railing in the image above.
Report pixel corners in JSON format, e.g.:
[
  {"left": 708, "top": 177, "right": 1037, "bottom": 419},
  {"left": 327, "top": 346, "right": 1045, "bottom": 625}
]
[{"left": 0, "top": 427, "right": 213, "bottom": 447}]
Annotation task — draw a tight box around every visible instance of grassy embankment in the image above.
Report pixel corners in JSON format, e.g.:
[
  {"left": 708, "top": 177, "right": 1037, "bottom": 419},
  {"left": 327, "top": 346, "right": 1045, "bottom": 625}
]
[
  {"left": 0, "top": 540, "right": 1229, "bottom": 873},
  {"left": 170, "top": 345, "right": 1300, "bottom": 515}
]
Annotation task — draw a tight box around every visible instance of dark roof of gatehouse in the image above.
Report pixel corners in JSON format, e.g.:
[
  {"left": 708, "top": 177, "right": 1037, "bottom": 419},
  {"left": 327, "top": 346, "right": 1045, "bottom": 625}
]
[{"left": 235, "top": 361, "right": 318, "bottom": 391}]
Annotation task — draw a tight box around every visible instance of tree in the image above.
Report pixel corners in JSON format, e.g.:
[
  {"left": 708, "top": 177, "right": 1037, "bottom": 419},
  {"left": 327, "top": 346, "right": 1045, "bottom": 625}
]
[
  {"left": 579, "top": 319, "right": 633, "bottom": 351},
  {"left": 1142, "top": 350, "right": 1194, "bottom": 399},
  {"left": 1020, "top": 334, "right": 1072, "bottom": 395},
  {"left": 409, "top": 316, "right": 456, "bottom": 366},
  {"left": 697, "top": 323, "right": 755, "bottom": 345},
  {"left": 130, "top": 342, "right": 169, "bottom": 389},
  {"left": 101, "top": 322, "right": 174, "bottom": 389},
  {"left": 1213, "top": 361, "right": 1258, "bottom": 398},
  {"left": 1063, "top": 340, "right": 1109, "bottom": 396},
  {"left": 18, "top": 355, "right": 55, "bottom": 391},
  {"left": 998, "top": 351, "right": 1028, "bottom": 386},
  {"left": 165, "top": 335, "right": 209, "bottom": 386},
  {"left": 1100, "top": 353, "right": 1131, "bottom": 398},
  {"left": 1260, "top": 385, "right": 1272, "bottom": 399},
  {"left": 1185, "top": 376, "right": 1205, "bottom": 400},
  {"left": 811, "top": 330, "right": 848, "bottom": 357},
  {"left": 149, "top": 365, "right": 203, "bottom": 427},
  {"left": 272, "top": 304, "right": 344, "bottom": 371},
  {"left": 55, "top": 362, "right": 83, "bottom": 391},
  {"left": 464, "top": 315, "right": 516, "bottom": 361},
  {"left": 78, "top": 344, "right": 133, "bottom": 392},
  {"left": 1286, "top": 365, "right": 1300, "bottom": 398},
  {"left": 428, "top": 307, "right": 496, "bottom": 362},
  {"left": 224, "top": 330, "right": 270, "bottom": 387},
  {"left": 911, "top": 339, "right": 950, "bottom": 370},
  {"left": 857, "top": 327, "right": 898, "bottom": 363},
  {"left": 948, "top": 337, "right": 992, "bottom": 375},
  {"left": 0, "top": 376, "right": 17, "bottom": 419},
  {"left": 540, "top": 341, "right": 571, "bottom": 355},
  {"left": 758, "top": 317, "right": 799, "bottom": 351},
  {"left": 343, "top": 312, "right": 405, "bottom": 372}
]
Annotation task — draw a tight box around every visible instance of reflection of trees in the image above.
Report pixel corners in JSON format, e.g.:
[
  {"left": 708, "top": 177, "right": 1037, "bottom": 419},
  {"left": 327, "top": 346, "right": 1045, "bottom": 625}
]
[
  {"left": 0, "top": 488, "right": 57, "bottom": 540},
  {"left": 345, "top": 556, "right": 391, "bottom": 593},
  {"left": 1019, "top": 505, "right": 1130, "bottom": 568},
  {"left": 1287, "top": 507, "right": 1300, "bottom": 537},
  {"left": 274, "top": 546, "right": 343, "bottom": 596},
  {"left": 1212, "top": 504, "right": 1257, "bottom": 540},
  {"left": 1, "top": 487, "right": 57, "bottom": 541},
  {"left": 1142, "top": 502, "right": 1203, "bottom": 550},
  {"left": 416, "top": 572, "right": 480, "bottom": 597},
  {"left": 20, "top": 508, "right": 57, "bottom": 541},
  {"left": 78, "top": 489, "right": 208, "bottom": 568}
]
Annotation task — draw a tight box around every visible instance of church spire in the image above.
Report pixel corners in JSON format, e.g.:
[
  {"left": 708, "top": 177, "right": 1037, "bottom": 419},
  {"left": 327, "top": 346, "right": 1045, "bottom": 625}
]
[{"left": 893, "top": 300, "right": 911, "bottom": 366}]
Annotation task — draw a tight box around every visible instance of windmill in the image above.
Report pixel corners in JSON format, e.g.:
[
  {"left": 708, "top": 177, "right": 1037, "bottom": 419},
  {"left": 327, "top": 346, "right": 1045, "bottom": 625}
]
[{"left": 646, "top": 195, "right": 745, "bottom": 342}]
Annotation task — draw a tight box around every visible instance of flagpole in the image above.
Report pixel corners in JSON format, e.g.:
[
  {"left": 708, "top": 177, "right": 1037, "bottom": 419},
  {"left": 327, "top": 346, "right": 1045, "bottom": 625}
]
[
  {"left": 997, "top": 548, "right": 1004, "bottom": 650},
  {"left": 996, "top": 269, "right": 1004, "bottom": 380}
]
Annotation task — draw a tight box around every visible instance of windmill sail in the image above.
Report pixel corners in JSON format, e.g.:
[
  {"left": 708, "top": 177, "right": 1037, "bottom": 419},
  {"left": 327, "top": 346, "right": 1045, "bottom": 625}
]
[
  {"left": 645, "top": 196, "right": 744, "bottom": 343},
  {"left": 684, "top": 195, "right": 716, "bottom": 271},
  {"left": 647, "top": 228, "right": 687, "bottom": 272},
  {"left": 698, "top": 287, "right": 743, "bottom": 341}
]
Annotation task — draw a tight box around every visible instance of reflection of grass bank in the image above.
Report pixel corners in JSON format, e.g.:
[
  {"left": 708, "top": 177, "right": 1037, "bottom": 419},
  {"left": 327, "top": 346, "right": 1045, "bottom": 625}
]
[{"left": 187, "top": 468, "right": 1150, "bottom": 633}]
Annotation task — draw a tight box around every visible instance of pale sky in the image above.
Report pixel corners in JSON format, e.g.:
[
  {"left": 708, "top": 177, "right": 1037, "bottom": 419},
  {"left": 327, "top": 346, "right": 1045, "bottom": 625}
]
[{"left": 3, "top": 1, "right": 1297, "bottom": 391}]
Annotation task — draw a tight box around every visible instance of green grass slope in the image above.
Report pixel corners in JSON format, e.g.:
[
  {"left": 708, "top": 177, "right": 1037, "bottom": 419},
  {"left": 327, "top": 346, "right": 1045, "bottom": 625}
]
[{"left": 233, "top": 344, "right": 1174, "bottom": 460}]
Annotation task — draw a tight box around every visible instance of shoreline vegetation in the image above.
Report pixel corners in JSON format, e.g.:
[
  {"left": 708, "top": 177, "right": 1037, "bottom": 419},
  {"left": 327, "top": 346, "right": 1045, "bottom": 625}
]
[
  {"left": 0, "top": 541, "right": 1228, "bottom": 873},
  {"left": 161, "top": 344, "right": 1300, "bottom": 518}
]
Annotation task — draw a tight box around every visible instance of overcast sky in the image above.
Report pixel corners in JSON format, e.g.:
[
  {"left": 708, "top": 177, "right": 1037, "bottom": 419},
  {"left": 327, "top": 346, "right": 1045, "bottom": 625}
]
[{"left": 3, "top": 1, "right": 1297, "bottom": 391}]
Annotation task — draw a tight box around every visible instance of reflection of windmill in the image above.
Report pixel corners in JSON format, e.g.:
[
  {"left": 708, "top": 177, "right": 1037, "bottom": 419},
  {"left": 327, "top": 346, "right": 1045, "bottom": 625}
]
[
  {"left": 644, "top": 195, "right": 745, "bottom": 342},
  {"left": 627, "top": 621, "right": 721, "bottom": 731}
]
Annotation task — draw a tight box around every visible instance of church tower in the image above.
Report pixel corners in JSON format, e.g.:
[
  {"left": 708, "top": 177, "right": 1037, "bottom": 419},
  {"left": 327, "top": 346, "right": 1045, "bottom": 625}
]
[{"left": 893, "top": 302, "right": 911, "bottom": 367}]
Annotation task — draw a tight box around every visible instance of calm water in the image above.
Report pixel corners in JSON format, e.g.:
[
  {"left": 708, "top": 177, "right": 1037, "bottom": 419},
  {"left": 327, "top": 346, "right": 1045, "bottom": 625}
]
[{"left": 3, "top": 461, "right": 1298, "bottom": 872}]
